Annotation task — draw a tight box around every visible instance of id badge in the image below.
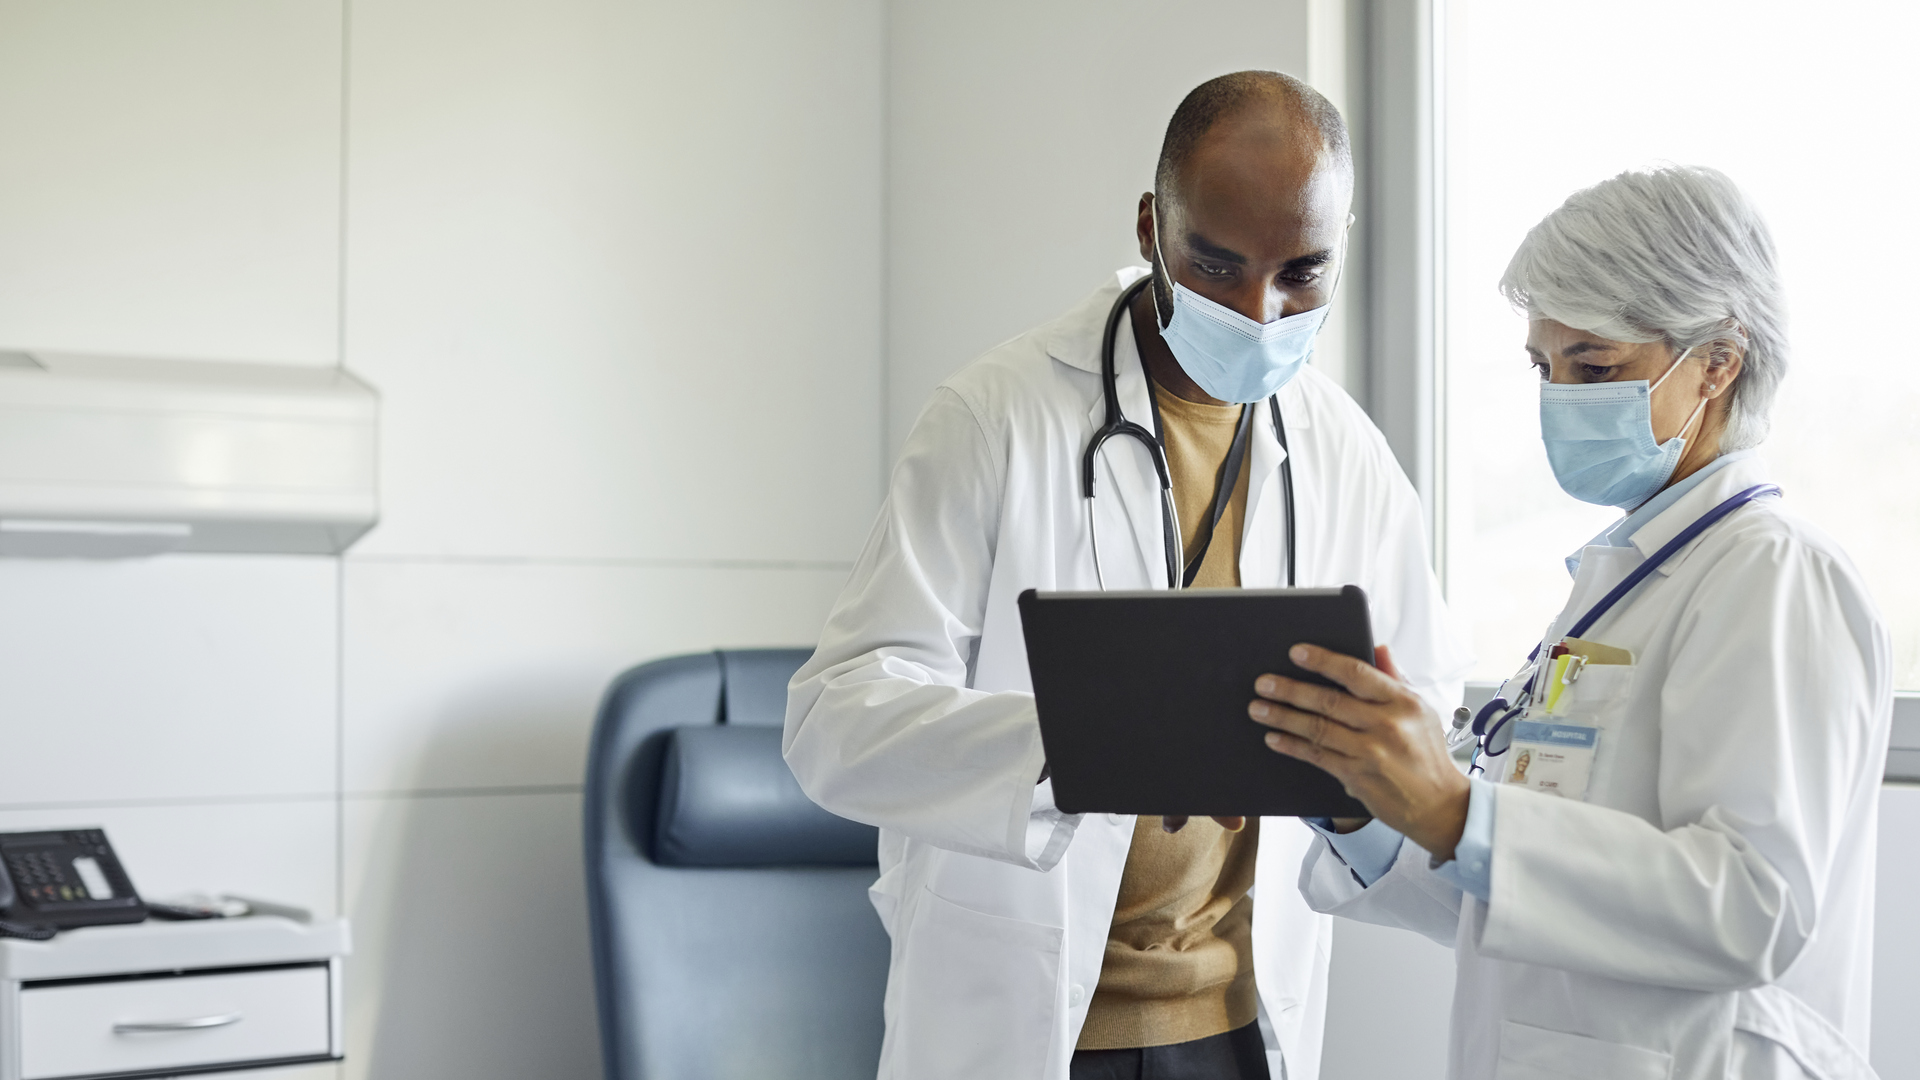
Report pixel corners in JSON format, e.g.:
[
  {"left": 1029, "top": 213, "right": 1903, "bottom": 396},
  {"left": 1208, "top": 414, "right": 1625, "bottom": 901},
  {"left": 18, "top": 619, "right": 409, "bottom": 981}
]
[{"left": 1500, "top": 720, "right": 1599, "bottom": 800}]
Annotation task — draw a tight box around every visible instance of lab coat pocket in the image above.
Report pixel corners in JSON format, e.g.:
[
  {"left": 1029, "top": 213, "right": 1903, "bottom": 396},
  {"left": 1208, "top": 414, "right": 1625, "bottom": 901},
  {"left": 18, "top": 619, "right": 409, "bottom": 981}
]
[
  {"left": 1542, "top": 660, "right": 1635, "bottom": 720},
  {"left": 895, "top": 886, "right": 1063, "bottom": 1080},
  {"left": 1495, "top": 1021, "right": 1672, "bottom": 1080}
]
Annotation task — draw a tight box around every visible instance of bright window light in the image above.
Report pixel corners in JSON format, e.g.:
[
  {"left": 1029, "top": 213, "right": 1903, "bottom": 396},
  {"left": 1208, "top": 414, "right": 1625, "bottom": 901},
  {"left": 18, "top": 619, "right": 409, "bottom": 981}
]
[{"left": 1441, "top": 0, "right": 1920, "bottom": 690}]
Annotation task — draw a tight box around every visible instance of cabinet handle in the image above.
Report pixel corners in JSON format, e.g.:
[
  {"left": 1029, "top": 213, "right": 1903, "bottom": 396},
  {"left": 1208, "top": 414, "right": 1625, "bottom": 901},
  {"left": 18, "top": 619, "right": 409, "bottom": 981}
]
[{"left": 113, "top": 1013, "right": 242, "bottom": 1034}]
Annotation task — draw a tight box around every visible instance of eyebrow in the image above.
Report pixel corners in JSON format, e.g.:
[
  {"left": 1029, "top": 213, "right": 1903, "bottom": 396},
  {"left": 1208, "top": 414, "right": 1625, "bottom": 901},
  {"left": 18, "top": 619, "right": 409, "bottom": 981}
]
[
  {"left": 1184, "top": 232, "right": 1337, "bottom": 270},
  {"left": 1185, "top": 232, "right": 1247, "bottom": 265},
  {"left": 1561, "top": 341, "right": 1616, "bottom": 357}
]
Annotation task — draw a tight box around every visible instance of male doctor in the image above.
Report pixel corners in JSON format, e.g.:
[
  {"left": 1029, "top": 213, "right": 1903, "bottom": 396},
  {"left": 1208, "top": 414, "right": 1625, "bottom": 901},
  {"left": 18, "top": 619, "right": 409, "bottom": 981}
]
[{"left": 786, "top": 71, "right": 1469, "bottom": 1080}]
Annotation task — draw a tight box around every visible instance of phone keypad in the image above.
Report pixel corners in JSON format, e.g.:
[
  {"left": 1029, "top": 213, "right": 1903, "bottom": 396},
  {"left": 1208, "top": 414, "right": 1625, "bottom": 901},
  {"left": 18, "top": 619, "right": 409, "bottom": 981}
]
[
  {"left": 6, "top": 850, "right": 80, "bottom": 903},
  {"left": 3, "top": 830, "right": 113, "bottom": 907}
]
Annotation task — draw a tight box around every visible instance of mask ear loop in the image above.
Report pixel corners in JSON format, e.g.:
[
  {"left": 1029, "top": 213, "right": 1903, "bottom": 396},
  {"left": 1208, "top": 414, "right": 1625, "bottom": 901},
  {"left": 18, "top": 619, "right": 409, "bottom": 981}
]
[
  {"left": 1651, "top": 344, "right": 1711, "bottom": 447},
  {"left": 1148, "top": 194, "right": 1174, "bottom": 331}
]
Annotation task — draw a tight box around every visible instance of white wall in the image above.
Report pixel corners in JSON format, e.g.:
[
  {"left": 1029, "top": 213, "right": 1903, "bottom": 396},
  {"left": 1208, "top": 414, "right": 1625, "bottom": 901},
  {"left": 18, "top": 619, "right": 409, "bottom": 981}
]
[{"left": 0, "top": 2, "right": 881, "bottom": 1079}]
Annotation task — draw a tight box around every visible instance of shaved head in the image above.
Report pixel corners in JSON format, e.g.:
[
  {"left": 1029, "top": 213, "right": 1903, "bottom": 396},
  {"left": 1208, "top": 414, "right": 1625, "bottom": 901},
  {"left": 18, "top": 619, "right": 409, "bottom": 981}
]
[
  {"left": 1130, "top": 71, "right": 1355, "bottom": 405},
  {"left": 1155, "top": 70, "right": 1352, "bottom": 205}
]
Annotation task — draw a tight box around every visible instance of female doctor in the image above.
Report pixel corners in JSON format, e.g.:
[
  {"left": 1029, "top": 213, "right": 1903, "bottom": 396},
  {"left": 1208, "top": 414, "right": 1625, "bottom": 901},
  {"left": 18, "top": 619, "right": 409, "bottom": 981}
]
[{"left": 1245, "top": 165, "right": 1892, "bottom": 1079}]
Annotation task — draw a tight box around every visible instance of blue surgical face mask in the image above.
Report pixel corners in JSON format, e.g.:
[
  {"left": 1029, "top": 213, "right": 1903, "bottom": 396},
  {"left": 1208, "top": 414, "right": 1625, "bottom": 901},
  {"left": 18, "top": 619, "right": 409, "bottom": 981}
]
[
  {"left": 1539, "top": 346, "right": 1709, "bottom": 509},
  {"left": 1150, "top": 201, "right": 1335, "bottom": 404}
]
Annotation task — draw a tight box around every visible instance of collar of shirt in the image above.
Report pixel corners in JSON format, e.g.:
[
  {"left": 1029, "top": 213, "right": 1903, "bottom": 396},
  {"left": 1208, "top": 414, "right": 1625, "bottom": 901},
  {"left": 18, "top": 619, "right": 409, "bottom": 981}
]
[{"left": 1564, "top": 449, "right": 1756, "bottom": 577}]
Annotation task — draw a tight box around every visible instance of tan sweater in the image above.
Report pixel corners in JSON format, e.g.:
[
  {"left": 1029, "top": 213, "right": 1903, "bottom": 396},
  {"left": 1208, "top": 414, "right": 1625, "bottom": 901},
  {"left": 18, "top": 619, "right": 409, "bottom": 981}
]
[{"left": 1076, "top": 383, "right": 1260, "bottom": 1050}]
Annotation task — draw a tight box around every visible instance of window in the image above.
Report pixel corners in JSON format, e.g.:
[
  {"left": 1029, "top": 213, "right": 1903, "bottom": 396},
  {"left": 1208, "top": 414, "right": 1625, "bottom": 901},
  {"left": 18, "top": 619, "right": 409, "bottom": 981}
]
[{"left": 1440, "top": 0, "right": 1920, "bottom": 689}]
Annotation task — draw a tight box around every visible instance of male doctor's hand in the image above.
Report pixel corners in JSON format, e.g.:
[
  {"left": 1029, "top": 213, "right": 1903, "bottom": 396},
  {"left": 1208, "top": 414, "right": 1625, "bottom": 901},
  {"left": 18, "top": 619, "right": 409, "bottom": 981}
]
[{"left": 1247, "top": 644, "right": 1469, "bottom": 861}]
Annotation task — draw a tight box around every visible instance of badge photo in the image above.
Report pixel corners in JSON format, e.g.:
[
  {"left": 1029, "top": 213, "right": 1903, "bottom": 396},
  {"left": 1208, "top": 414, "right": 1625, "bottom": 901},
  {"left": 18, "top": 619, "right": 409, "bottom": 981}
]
[{"left": 1501, "top": 720, "right": 1600, "bottom": 801}]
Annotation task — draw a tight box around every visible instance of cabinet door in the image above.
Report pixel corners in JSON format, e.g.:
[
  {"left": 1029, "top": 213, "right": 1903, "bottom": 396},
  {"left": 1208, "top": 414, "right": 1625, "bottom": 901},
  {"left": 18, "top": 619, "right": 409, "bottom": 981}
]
[{"left": 21, "top": 964, "right": 331, "bottom": 1079}]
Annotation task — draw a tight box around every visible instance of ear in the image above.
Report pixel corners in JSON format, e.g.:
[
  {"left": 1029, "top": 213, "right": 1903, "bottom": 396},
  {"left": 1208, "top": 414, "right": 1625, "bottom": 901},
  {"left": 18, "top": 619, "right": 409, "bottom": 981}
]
[
  {"left": 1702, "top": 336, "right": 1745, "bottom": 399},
  {"left": 1136, "top": 193, "right": 1156, "bottom": 263}
]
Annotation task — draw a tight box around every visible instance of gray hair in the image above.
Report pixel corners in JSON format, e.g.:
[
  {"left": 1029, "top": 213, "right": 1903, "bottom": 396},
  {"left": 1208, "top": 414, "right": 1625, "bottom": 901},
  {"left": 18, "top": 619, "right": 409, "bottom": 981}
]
[{"left": 1499, "top": 165, "right": 1786, "bottom": 451}]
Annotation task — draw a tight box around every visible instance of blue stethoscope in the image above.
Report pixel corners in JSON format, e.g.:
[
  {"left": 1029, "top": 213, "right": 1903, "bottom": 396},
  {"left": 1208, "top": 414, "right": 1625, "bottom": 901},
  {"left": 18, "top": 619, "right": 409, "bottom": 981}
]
[
  {"left": 1457, "top": 482, "right": 1782, "bottom": 773},
  {"left": 1081, "top": 274, "right": 1297, "bottom": 591}
]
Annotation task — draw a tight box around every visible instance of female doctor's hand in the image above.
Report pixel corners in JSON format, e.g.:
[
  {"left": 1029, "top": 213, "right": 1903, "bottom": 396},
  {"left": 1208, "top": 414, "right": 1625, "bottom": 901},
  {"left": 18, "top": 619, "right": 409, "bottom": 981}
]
[{"left": 1248, "top": 644, "right": 1470, "bottom": 861}]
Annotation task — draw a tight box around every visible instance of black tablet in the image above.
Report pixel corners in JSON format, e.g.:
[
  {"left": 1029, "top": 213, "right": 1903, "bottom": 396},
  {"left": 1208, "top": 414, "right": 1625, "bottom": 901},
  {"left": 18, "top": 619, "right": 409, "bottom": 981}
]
[{"left": 1017, "top": 585, "right": 1374, "bottom": 818}]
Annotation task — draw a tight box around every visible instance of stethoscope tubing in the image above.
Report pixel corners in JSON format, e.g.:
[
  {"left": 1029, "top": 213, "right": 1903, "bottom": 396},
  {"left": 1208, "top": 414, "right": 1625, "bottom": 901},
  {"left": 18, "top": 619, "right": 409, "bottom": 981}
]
[
  {"left": 1081, "top": 274, "right": 1297, "bottom": 591},
  {"left": 1467, "top": 482, "right": 1782, "bottom": 772}
]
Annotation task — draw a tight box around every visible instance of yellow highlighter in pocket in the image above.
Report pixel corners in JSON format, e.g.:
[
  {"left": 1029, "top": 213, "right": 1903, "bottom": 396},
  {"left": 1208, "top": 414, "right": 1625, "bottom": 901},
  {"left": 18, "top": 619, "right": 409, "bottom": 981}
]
[{"left": 1544, "top": 637, "right": 1634, "bottom": 714}]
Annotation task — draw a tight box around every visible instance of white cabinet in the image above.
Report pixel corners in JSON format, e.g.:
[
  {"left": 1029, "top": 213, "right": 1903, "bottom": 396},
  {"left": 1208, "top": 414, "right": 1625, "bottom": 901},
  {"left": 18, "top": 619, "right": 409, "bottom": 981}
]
[
  {"left": 21, "top": 966, "right": 330, "bottom": 1079},
  {"left": 0, "top": 917, "right": 347, "bottom": 1080},
  {"left": 0, "top": 352, "right": 378, "bottom": 557}
]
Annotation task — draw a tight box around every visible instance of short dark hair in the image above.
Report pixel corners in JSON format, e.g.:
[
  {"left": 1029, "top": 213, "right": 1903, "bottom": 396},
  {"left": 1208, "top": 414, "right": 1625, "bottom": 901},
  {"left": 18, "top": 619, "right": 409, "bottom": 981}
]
[{"left": 1155, "top": 71, "right": 1352, "bottom": 200}]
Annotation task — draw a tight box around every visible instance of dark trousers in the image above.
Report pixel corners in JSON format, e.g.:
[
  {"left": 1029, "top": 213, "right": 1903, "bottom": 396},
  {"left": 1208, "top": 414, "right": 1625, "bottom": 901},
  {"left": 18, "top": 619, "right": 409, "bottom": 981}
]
[{"left": 1069, "top": 1022, "right": 1273, "bottom": 1080}]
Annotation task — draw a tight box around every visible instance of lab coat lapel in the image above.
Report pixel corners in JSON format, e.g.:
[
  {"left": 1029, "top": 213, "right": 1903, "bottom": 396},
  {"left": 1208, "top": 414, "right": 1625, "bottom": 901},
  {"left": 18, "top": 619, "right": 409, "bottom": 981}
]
[
  {"left": 1626, "top": 454, "right": 1773, "bottom": 579},
  {"left": 1239, "top": 422, "right": 1285, "bottom": 589},
  {"left": 1239, "top": 388, "right": 1299, "bottom": 589},
  {"left": 1084, "top": 327, "right": 1170, "bottom": 589}
]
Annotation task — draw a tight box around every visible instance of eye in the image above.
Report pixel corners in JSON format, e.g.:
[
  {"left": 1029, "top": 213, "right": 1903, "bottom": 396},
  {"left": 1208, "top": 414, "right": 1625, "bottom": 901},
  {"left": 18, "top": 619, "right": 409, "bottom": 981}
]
[
  {"left": 1194, "top": 261, "right": 1234, "bottom": 278},
  {"left": 1580, "top": 363, "right": 1611, "bottom": 379},
  {"left": 1530, "top": 359, "right": 1549, "bottom": 380},
  {"left": 1279, "top": 269, "right": 1322, "bottom": 287}
]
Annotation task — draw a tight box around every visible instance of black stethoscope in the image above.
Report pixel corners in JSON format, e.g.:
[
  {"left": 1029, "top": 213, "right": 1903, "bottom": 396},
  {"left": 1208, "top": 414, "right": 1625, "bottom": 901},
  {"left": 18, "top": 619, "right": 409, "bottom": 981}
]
[{"left": 1080, "top": 273, "right": 1297, "bottom": 591}]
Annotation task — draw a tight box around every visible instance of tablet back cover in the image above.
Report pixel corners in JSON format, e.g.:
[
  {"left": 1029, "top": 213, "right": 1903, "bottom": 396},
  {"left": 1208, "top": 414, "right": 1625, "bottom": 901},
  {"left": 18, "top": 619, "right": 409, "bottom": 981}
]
[{"left": 1018, "top": 586, "right": 1373, "bottom": 818}]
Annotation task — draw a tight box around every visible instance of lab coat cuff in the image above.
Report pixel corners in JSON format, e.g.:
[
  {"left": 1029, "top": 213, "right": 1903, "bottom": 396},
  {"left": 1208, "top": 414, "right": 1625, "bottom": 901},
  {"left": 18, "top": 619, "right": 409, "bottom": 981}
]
[
  {"left": 1306, "top": 817, "right": 1405, "bottom": 887},
  {"left": 1429, "top": 777, "right": 1495, "bottom": 903},
  {"left": 1021, "top": 778, "right": 1078, "bottom": 871},
  {"left": 1015, "top": 718, "right": 1079, "bottom": 871}
]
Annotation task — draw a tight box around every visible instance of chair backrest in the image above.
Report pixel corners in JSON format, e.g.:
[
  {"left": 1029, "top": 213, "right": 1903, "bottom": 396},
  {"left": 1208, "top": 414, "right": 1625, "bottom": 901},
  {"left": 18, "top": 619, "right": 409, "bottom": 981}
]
[{"left": 583, "top": 649, "right": 887, "bottom": 1080}]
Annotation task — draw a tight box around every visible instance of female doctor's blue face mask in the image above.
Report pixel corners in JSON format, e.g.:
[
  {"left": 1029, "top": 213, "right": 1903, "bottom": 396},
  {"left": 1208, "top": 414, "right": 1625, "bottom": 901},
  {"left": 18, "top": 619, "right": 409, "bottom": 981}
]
[
  {"left": 1150, "top": 202, "right": 1335, "bottom": 404},
  {"left": 1539, "top": 344, "right": 1711, "bottom": 509}
]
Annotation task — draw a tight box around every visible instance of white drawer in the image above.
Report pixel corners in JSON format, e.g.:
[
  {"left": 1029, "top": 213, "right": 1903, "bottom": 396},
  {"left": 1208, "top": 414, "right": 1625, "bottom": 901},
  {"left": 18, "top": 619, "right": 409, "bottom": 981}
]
[{"left": 20, "top": 964, "right": 332, "bottom": 1079}]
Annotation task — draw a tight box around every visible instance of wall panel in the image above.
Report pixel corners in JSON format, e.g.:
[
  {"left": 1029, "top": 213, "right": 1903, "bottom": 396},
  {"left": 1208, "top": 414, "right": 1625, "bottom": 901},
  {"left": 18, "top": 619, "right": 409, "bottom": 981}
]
[
  {"left": 342, "top": 791, "right": 599, "bottom": 1080},
  {"left": 341, "top": 560, "right": 847, "bottom": 795},
  {"left": 0, "top": 0, "right": 343, "bottom": 364},
  {"left": 0, "top": 555, "right": 337, "bottom": 807},
  {"left": 344, "top": 0, "right": 884, "bottom": 563}
]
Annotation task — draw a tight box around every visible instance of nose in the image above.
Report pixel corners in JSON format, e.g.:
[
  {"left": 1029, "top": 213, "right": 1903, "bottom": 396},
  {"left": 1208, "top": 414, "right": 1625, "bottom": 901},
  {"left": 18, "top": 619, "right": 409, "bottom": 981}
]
[{"left": 1223, "top": 280, "right": 1296, "bottom": 325}]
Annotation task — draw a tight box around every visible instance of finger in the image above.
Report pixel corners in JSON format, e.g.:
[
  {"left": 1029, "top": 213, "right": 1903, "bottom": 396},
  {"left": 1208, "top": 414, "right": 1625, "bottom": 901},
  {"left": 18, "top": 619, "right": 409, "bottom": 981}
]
[
  {"left": 1261, "top": 728, "right": 1357, "bottom": 787},
  {"left": 1250, "top": 675, "right": 1367, "bottom": 731},
  {"left": 1211, "top": 816, "right": 1246, "bottom": 833},
  {"left": 1248, "top": 699, "right": 1363, "bottom": 759},
  {"left": 1162, "top": 815, "right": 1189, "bottom": 833},
  {"left": 1286, "top": 643, "right": 1401, "bottom": 703},
  {"left": 1373, "top": 644, "right": 1405, "bottom": 682}
]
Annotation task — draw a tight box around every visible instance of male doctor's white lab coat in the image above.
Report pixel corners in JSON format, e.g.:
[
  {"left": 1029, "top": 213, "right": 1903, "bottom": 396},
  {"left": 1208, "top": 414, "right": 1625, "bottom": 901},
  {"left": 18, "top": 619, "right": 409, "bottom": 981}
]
[
  {"left": 785, "top": 269, "right": 1470, "bottom": 1080},
  {"left": 1299, "top": 455, "right": 1891, "bottom": 1080}
]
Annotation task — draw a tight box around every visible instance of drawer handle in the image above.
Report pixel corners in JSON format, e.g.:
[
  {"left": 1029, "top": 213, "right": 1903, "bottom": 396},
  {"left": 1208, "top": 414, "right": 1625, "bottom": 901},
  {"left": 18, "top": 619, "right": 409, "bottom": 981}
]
[{"left": 113, "top": 1013, "right": 242, "bottom": 1034}]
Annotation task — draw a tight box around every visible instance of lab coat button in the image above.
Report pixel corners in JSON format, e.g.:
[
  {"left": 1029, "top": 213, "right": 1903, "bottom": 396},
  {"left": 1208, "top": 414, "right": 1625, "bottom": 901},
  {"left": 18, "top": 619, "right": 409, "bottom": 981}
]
[{"left": 1068, "top": 983, "right": 1088, "bottom": 1008}]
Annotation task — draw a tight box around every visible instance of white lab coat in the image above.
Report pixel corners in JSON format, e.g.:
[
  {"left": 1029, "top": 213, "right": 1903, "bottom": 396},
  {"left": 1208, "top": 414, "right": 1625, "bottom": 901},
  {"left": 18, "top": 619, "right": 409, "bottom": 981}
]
[
  {"left": 785, "top": 269, "right": 1471, "bottom": 1080},
  {"left": 1299, "top": 455, "right": 1892, "bottom": 1080}
]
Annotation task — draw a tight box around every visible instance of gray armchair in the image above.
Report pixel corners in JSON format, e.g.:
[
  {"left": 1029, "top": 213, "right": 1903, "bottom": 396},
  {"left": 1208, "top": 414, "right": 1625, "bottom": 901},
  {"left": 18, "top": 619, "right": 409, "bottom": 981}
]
[{"left": 583, "top": 649, "right": 887, "bottom": 1080}]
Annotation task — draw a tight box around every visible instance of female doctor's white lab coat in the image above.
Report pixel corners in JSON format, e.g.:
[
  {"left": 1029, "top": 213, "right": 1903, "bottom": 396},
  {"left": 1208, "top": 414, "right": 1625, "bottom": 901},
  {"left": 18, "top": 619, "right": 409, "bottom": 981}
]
[
  {"left": 1299, "top": 455, "right": 1891, "bottom": 1080},
  {"left": 785, "top": 269, "right": 1471, "bottom": 1080}
]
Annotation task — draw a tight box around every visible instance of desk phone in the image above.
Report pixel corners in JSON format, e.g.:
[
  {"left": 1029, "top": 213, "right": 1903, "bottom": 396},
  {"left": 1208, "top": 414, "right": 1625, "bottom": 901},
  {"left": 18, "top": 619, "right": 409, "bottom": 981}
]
[{"left": 0, "top": 829, "right": 146, "bottom": 937}]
